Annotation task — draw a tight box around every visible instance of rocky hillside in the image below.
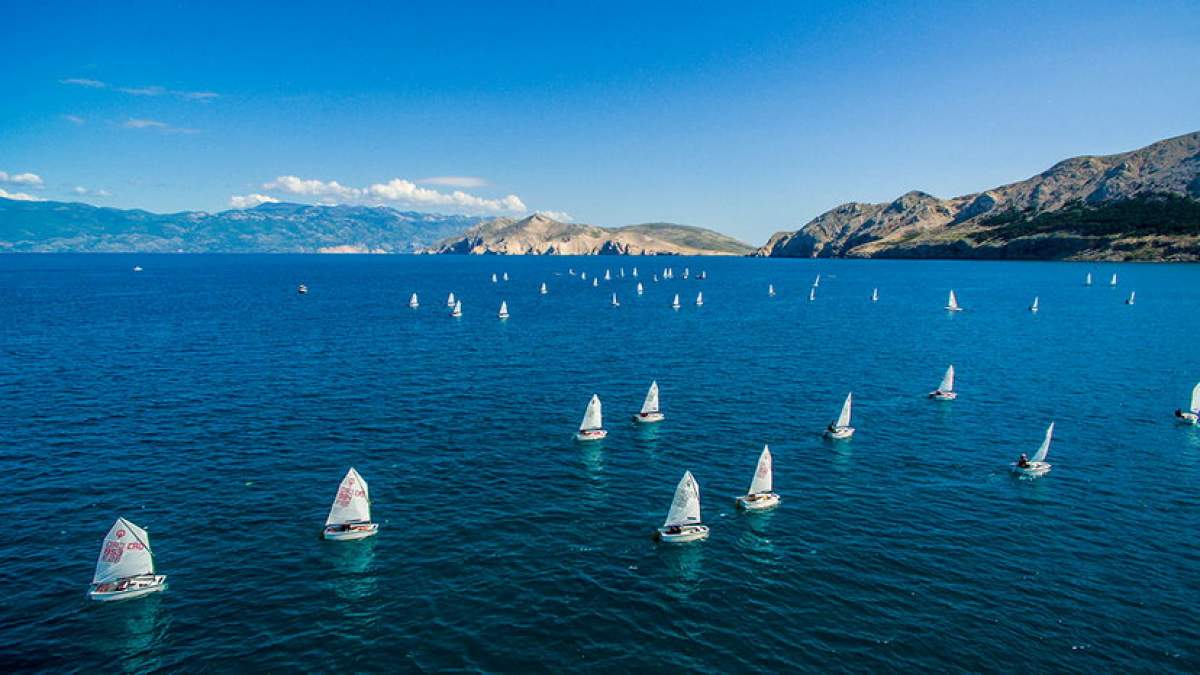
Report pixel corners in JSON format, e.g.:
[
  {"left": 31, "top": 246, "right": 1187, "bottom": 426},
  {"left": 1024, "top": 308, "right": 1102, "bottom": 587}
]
[
  {"left": 433, "top": 213, "right": 754, "bottom": 255},
  {"left": 758, "top": 131, "right": 1200, "bottom": 261},
  {"left": 0, "top": 200, "right": 483, "bottom": 253}
]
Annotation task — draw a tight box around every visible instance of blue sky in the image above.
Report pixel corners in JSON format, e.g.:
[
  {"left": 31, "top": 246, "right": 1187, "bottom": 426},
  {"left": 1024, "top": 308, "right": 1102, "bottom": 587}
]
[{"left": 1, "top": 1, "right": 1197, "bottom": 244}]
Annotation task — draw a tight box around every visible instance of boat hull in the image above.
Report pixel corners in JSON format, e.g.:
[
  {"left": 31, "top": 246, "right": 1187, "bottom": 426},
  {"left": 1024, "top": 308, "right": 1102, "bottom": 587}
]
[
  {"left": 89, "top": 575, "right": 167, "bottom": 602},
  {"left": 1178, "top": 411, "right": 1199, "bottom": 424},
  {"left": 633, "top": 412, "right": 664, "bottom": 424},
  {"left": 825, "top": 426, "right": 855, "bottom": 440},
  {"left": 575, "top": 429, "right": 607, "bottom": 442},
  {"left": 1012, "top": 462, "right": 1051, "bottom": 477},
  {"left": 929, "top": 391, "right": 957, "bottom": 401},
  {"left": 323, "top": 523, "right": 379, "bottom": 541},
  {"left": 736, "top": 493, "right": 780, "bottom": 511},
  {"left": 657, "top": 525, "right": 709, "bottom": 543},
  {"left": 945, "top": 306, "right": 962, "bottom": 312}
]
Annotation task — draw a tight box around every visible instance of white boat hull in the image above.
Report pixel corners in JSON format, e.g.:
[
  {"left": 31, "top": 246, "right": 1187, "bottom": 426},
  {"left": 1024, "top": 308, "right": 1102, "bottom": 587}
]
[
  {"left": 736, "top": 493, "right": 780, "bottom": 511},
  {"left": 657, "top": 525, "right": 709, "bottom": 543},
  {"left": 633, "top": 412, "right": 664, "bottom": 424},
  {"left": 1012, "top": 462, "right": 1051, "bottom": 477},
  {"left": 929, "top": 390, "right": 957, "bottom": 401},
  {"left": 1178, "top": 411, "right": 1199, "bottom": 424},
  {"left": 945, "top": 306, "right": 962, "bottom": 312},
  {"left": 825, "top": 426, "right": 855, "bottom": 440},
  {"left": 575, "top": 429, "right": 607, "bottom": 442},
  {"left": 89, "top": 575, "right": 167, "bottom": 602},
  {"left": 323, "top": 523, "right": 379, "bottom": 541}
]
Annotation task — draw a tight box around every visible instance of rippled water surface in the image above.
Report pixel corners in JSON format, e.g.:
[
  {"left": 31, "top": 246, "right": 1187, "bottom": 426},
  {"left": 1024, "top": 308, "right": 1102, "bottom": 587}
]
[{"left": 2, "top": 254, "right": 1198, "bottom": 671}]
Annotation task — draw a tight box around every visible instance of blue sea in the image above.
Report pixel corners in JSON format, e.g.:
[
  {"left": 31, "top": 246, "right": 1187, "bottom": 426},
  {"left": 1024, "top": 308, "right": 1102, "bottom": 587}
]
[{"left": 1, "top": 254, "right": 1197, "bottom": 672}]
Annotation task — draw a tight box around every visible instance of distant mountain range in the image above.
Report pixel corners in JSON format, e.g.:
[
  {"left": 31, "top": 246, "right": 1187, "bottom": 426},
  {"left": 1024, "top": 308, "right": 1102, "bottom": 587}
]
[
  {"left": 758, "top": 131, "right": 1200, "bottom": 261},
  {"left": 432, "top": 213, "right": 754, "bottom": 255}
]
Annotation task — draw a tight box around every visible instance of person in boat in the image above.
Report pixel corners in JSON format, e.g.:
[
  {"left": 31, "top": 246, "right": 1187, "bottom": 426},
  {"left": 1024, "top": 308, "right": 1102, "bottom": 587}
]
[
  {"left": 1017, "top": 453, "right": 1030, "bottom": 468},
  {"left": 1176, "top": 408, "right": 1187, "bottom": 419},
  {"left": 826, "top": 422, "right": 837, "bottom": 434},
  {"left": 665, "top": 525, "right": 682, "bottom": 534}
]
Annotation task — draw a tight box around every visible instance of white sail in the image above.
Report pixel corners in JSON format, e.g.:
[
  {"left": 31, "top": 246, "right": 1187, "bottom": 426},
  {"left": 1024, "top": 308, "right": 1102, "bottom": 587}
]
[
  {"left": 604, "top": 269, "right": 611, "bottom": 281},
  {"left": 498, "top": 300, "right": 508, "bottom": 317},
  {"left": 871, "top": 288, "right": 878, "bottom": 302},
  {"left": 641, "top": 381, "right": 660, "bottom": 414},
  {"left": 672, "top": 293, "right": 680, "bottom": 308},
  {"left": 939, "top": 365, "right": 955, "bottom": 393},
  {"left": 1031, "top": 423, "right": 1054, "bottom": 464},
  {"left": 632, "top": 267, "right": 638, "bottom": 277},
  {"left": 1031, "top": 296, "right": 1039, "bottom": 311},
  {"left": 1085, "top": 273, "right": 1093, "bottom": 286},
  {"left": 580, "top": 394, "right": 603, "bottom": 431},
  {"left": 491, "top": 273, "right": 497, "bottom": 283},
  {"left": 452, "top": 300, "right": 462, "bottom": 316},
  {"left": 326, "top": 467, "right": 371, "bottom": 526},
  {"left": 409, "top": 293, "right": 419, "bottom": 308},
  {"left": 748, "top": 445, "right": 773, "bottom": 495},
  {"left": 813, "top": 273, "right": 820, "bottom": 288},
  {"left": 93, "top": 518, "right": 155, "bottom": 584},
  {"left": 620, "top": 268, "right": 625, "bottom": 278},
  {"left": 611, "top": 292, "right": 619, "bottom": 306},
  {"left": 581, "top": 271, "right": 587, "bottom": 280},
  {"left": 592, "top": 278, "right": 598, "bottom": 287},
  {"left": 663, "top": 471, "right": 702, "bottom": 527},
  {"left": 637, "top": 282, "right": 644, "bottom": 295},
  {"left": 1190, "top": 382, "right": 1200, "bottom": 413},
  {"left": 695, "top": 291, "right": 703, "bottom": 306},
  {"left": 540, "top": 282, "right": 548, "bottom": 294},
  {"left": 502, "top": 272, "right": 509, "bottom": 281},
  {"left": 768, "top": 284, "right": 775, "bottom": 297},
  {"left": 1126, "top": 291, "right": 1135, "bottom": 304},
  {"left": 446, "top": 292, "right": 455, "bottom": 307},
  {"left": 836, "top": 392, "right": 852, "bottom": 428},
  {"left": 808, "top": 287, "right": 815, "bottom": 301},
  {"left": 1110, "top": 273, "right": 1117, "bottom": 286}
]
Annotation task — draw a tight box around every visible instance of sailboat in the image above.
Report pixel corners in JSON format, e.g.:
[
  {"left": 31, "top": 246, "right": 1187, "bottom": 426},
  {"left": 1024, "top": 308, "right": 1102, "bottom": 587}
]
[
  {"left": 736, "top": 445, "right": 779, "bottom": 511},
  {"left": 1012, "top": 423, "right": 1054, "bottom": 477},
  {"left": 1125, "top": 291, "right": 1136, "bottom": 305},
  {"left": 446, "top": 292, "right": 456, "bottom": 307},
  {"left": 498, "top": 300, "right": 509, "bottom": 319},
  {"left": 540, "top": 282, "right": 548, "bottom": 295},
  {"left": 1085, "top": 272, "right": 1093, "bottom": 286},
  {"left": 1110, "top": 273, "right": 1118, "bottom": 286},
  {"left": 604, "top": 269, "right": 611, "bottom": 281},
  {"left": 632, "top": 267, "right": 638, "bottom": 278},
  {"left": 656, "top": 471, "right": 709, "bottom": 543},
  {"left": 695, "top": 291, "right": 703, "bottom": 307},
  {"left": 502, "top": 272, "right": 509, "bottom": 281},
  {"left": 322, "top": 468, "right": 379, "bottom": 541},
  {"left": 633, "top": 380, "right": 664, "bottom": 423},
  {"left": 409, "top": 293, "right": 419, "bottom": 309},
  {"left": 813, "top": 273, "right": 821, "bottom": 288},
  {"left": 945, "top": 290, "right": 962, "bottom": 312},
  {"left": 653, "top": 274, "right": 659, "bottom": 282},
  {"left": 929, "top": 365, "right": 956, "bottom": 400},
  {"left": 451, "top": 300, "right": 462, "bottom": 317},
  {"left": 671, "top": 293, "right": 681, "bottom": 310},
  {"left": 88, "top": 518, "right": 166, "bottom": 602},
  {"left": 636, "top": 282, "right": 644, "bottom": 296},
  {"left": 132, "top": 265, "right": 143, "bottom": 273},
  {"left": 682, "top": 268, "right": 689, "bottom": 279},
  {"left": 592, "top": 278, "right": 599, "bottom": 287},
  {"left": 824, "top": 392, "right": 854, "bottom": 439},
  {"left": 611, "top": 293, "right": 620, "bottom": 307},
  {"left": 491, "top": 273, "right": 498, "bottom": 283},
  {"left": 808, "top": 287, "right": 816, "bottom": 301},
  {"left": 871, "top": 288, "right": 878, "bottom": 302},
  {"left": 297, "top": 284, "right": 308, "bottom": 295},
  {"left": 620, "top": 268, "right": 625, "bottom": 278},
  {"left": 768, "top": 284, "right": 776, "bottom": 297},
  {"left": 581, "top": 271, "right": 588, "bottom": 280},
  {"left": 1030, "top": 296, "right": 1039, "bottom": 313},
  {"left": 569, "top": 268, "right": 576, "bottom": 276},
  {"left": 575, "top": 394, "right": 607, "bottom": 441},
  {"left": 1175, "top": 383, "right": 1200, "bottom": 424}
]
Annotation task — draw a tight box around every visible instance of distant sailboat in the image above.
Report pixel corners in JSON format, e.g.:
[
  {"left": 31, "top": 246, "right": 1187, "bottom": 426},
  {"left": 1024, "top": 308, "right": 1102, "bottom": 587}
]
[
  {"left": 451, "top": 300, "right": 462, "bottom": 317},
  {"left": 1013, "top": 423, "right": 1054, "bottom": 477},
  {"left": 808, "top": 287, "right": 816, "bottom": 301},
  {"left": 409, "top": 292, "right": 419, "bottom": 309},
  {"left": 824, "top": 392, "right": 854, "bottom": 439},
  {"left": 568, "top": 268, "right": 576, "bottom": 276},
  {"left": 604, "top": 269, "right": 611, "bottom": 281},
  {"left": 540, "top": 282, "right": 548, "bottom": 295},
  {"left": 653, "top": 274, "right": 659, "bottom": 282},
  {"left": 632, "top": 267, "right": 639, "bottom": 278},
  {"left": 1110, "top": 273, "right": 1118, "bottom": 287},
  {"left": 502, "top": 272, "right": 509, "bottom": 282},
  {"left": 88, "top": 518, "right": 166, "bottom": 602},
  {"left": 695, "top": 291, "right": 703, "bottom": 307},
  {"left": 132, "top": 266, "right": 143, "bottom": 273},
  {"left": 498, "top": 300, "right": 509, "bottom": 319},
  {"left": 491, "top": 273, "right": 498, "bottom": 283},
  {"left": 945, "top": 290, "right": 962, "bottom": 312},
  {"left": 576, "top": 394, "right": 607, "bottom": 441},
  {"left": 671, "top": 293, "right": 681, "bottom": 310},
  {"left": 297, "top": 284, "right": 308, "bottom": 295},
  {"left": 736, "top": 445, "right": 779, "bottom": 511},
  {"left": 1175, "top": 383, "right": 1200, "bottom": 424},
  {"left": 813, "top": 273, "right": 820, "bottom": 288},
  {"left": 592, "top": 278, "right": 599, "bottom": 287},
  {"left": 929, "top": 365, "right": 956, "bottom": 400},
  {"left": 619, "top": 268, "right": 625, "bottom": 278},
  {"left": 656, "top": 471, "right": 709, "bottom": 543},
  {"left": 446, "top": 292, "right": 456, "bottom": 307},
  {"left": 611, "top": 293, "right": 620, "bottom": 307},
  {"left": 1085, "top": 272, "right": 1093, "bottom": 286},
  {"left": 323, "top": 468, "right": 379, "bottom": 541},
  {"left": 768, "top": 284, "right": 776, "bottom": 297},
  {"left": 682, "top": 268, "right": 689, "bottom": 279},
  {"left": 581, "top": 271, "right": 587, "bottom": 280},
  {"left": 1125, "top": 291, "right": 1135, "bottom": 305},
  {"left": 634, "top": 380, "right": 664, "bottom": 423},
  {"left": 636, "top": 282, "right": 644, "bottom": 296},
  {"left": 1030, "top": 296, "right": 1039, "bottom": 312},
  {"left": 871, "top": 288, "right": 878, "bottom": 302}
]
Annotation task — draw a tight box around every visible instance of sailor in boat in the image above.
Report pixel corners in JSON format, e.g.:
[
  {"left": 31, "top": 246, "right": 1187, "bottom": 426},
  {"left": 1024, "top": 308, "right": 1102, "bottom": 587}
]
[
  {"left": 1016, "top": 453, "right": 1030, "bottom": 469},
  {"left": 324, "top": 521, "right": 375, "bottom": 535},
  {"left": 1176, "top": 408, "right": 1199, "bottom": 424}
]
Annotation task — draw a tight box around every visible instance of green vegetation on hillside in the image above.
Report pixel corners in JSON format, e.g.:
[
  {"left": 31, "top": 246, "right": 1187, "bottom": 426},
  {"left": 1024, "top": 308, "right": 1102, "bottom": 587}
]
[{"left": 976, "top": 194, "right": 1200, "bottom": 242}]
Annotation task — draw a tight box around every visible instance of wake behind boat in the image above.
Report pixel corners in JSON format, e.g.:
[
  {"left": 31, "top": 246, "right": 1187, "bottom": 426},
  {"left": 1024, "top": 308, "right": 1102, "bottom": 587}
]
[
  {"left": 736, "top": 445, "right": 779, "bottom": 511},
  {"left": 1012, "top": 423, "right": 1054, "bottom": 478},
  {"left": 824, "top": 392, "right": 854, "bottom": 439},
  {"left": 323, "top": 467, "right": 379, "bottom": 540},
  {"left": 576, "top": 394, "right": 607, "bottom": 441},
  {"left": 633, "top": 380, "right": 664, "bottom": 423},
  {"left": 88, "top": 518, "right": 166, "bottom": 602},
  {"left": 656, "top": 471, "right": 709, "bottom": 543},
  {"left": 929, "top": 365, "right": 957, "bottom": 400}
]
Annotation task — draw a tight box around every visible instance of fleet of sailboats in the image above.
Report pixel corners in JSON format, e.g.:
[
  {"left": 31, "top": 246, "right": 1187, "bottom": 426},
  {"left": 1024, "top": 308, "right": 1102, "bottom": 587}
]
[
  {"left": 88, "top": 518, "right": 166, "bottom": 602},
  {"left": 323, "top": 468, "right": 379, "bottom": 541}
]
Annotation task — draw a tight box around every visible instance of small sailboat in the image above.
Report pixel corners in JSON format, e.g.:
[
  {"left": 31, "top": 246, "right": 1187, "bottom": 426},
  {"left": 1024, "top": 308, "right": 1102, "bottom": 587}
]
[
  {"left": 636, "top": 282, "right": 644, "bottom": 296},
  {"left": 697, "top": 270, "right": 707, "bottom": 280},
  {"left": 1125, "top": 291, "right": 1135, "bottom": 305},
  {"left": 491, "top": 273, "right": 498, "bottom": 283},
  {"left": 929, "top": 365, "right": 956, "bottom": 400},
  {"left": 502, "top": 272, "right": 509, "bottom": 281},
  {"left": 736, "top": 445, "right": 779, "bottom": 511},
  {"left": 1110, "top": 273, "right": 1118, "bottom": 286},
  {"left": 620, "top": 268, "right": 625, "bottom": 278},
  {"left": 498, "top": 300, "right": 509, "bottom": 319},
  {"left": 446, "top": 292, "right": 456, "bottom": 307},
  {"left": 671, "top": 293, "right": 681, "bottom": 310},
  {"left": 808, "top": 286, "right": 816, "bottom": 301},
  {"left": 1085, "top": 272, "right": 1093, "bottom": 286},
  {"left": 604, "top": 269, "right": 611, "bottom": 281},
  {"left": 451, "top": 300, "right": 462, "bottom": 317},
  {"left": 540, "top": 282, "right": 548, "bottom": 295},
  {"left": 656, "top": 471, "right": 709, "bottom": 543},
  {"left": 575, "top": 394, "right": 607, "bottom": 441},
  {"left": 682, "top": 268, "right": 689, "bottom": 279},
  {"left": 813, "top": 273, "right": 821, "bottom": 288},
  {"left": 611, "top": 293, "right": 620, "bottom": 308},
  {"left": 88, "top": 518, "right": 166, "bottom": 602},
  {"left": 322, "top": 468, "right": 379, "bottom": 541},
  {"left": 132, "top": 265, "right": 143, "bottom": 273},
  {"left": 409, "top": 293, "right": 419, "bottom": 309},
  {"left": 1012, "top": 423, "right": 1054, "bottom": 477},
  {"left": 568, "top": 268, "right": 576, "bottom": 276},
  {"left": 1029, "top": 296, "right": 1039, "bottom": 313},
  {"left": 768, "top": 284, "right": 776, "bottom": 297},
  {"left": 824, "top": 392, "right": 854, "bottom": 439},
  {"left": 695, "top": 291, "right": 703, "bottom": 307},
  {"left": 945, "top": 290, "right": 962, "bottom": 312},
  {"left": 632, "top": 267, "right": 638, "bottom": 278},
  {"left": 1174, "top": 383, "right": 1200, "bottom": 424},
  {"left": 592, "top": 278, "right": 599, "bottom": 287},
  {"left": 633, "top": 380, "right": 664, "bottom": 423},
  {"left": 297, "top": 284, "right": 308, "bottom": 295},
  {"left": 653, "top": 274, "right": 659, "bottom": 282},
  {"left": 581, "top": 271, "right": 587, "bottom": 281},
  {"left": 871, "top": 288, "right": 878, "bottom": 302}
]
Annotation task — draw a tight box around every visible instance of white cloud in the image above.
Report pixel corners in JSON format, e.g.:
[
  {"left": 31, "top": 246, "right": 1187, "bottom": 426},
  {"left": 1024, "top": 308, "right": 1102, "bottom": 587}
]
[
  {"left": 259, "top": 175, "right": 526, "bottom": 214},
  {"left": 538, "top": 210, "right": 574, "bottom": 222},
  {"left": 264, "top": 176, "right": 364, "bottom": 200},
  {"left": 229, "top": 193, "right": 280, "bottom": 208},
  {"left": 180, "top": 91, "right": 219, "bottom": 101},
  {"left": 0, "top": 171, "right": 43, "bottom": 186},
  {"left": 63, "top": 114, "right": 86, "bottom": 125},
  {"left": 123, "top": 118, "right": 199, "bottom": 134},
  {"left": 0, "top": 188, "right": 44, "bottom": 201},
  {"left": 71, "top": 186, "right": 112, "bottom": 197},
  {"left": 60, "top": 77, "right": 217, "bottom": 101},
  {"left": 118, "top": 85, "right": 166, "bottom": 96},
  {"left": 61, "top": 78, "right": 106, "bottom": 88},
  {"left": 418, "top": 176, "right": 490, "bottom": 188}
]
